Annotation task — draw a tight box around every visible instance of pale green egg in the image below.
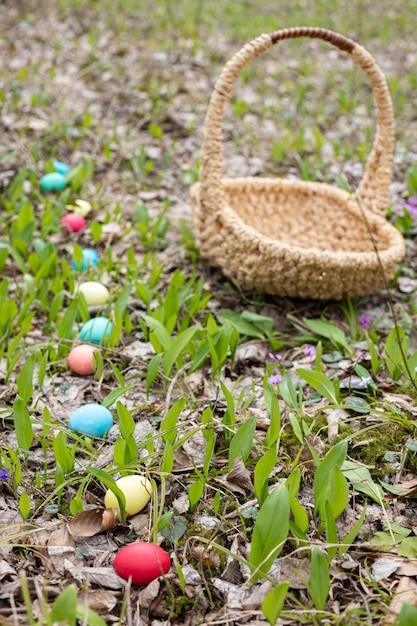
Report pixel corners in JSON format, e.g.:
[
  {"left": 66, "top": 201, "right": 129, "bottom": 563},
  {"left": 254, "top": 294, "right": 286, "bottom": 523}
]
[{"left": 78, "top": 281, "right": 110, "bottom": 306}]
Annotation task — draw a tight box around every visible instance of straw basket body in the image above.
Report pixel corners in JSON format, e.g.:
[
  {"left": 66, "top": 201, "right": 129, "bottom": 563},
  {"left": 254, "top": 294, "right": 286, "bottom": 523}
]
[{"left": 190, "top": 28, "right": 405, "bottom": 300}]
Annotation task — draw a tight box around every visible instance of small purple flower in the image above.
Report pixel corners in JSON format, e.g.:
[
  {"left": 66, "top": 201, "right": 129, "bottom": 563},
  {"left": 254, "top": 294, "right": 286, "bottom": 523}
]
[
  {"left": 268, "top": 373, "right": 283, "bottom": 385},
  {"left": 358, "top": 376, "right": 371, "bottom": 388},
  {"left": 268, "top": 352, "right": 282, "bottom": 362},
  {"left": 304, "top": 345, "right": 316, "bottom": 358},
  {"left": 405, "top": 196, "right": 417, "bottom": 215},
  {"left": 358, "top": 315, "right": 370, "bottom": 329},
  {"left": 0, "top": 467, "right": 11, "bottom": 482}
]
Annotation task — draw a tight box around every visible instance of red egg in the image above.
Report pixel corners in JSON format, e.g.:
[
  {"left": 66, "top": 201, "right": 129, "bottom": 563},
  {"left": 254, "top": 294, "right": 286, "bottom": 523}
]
[
  {"left": 68, "top": 344, "right": 97, "bottom": 375},
  {"left": 61, "top": 213, "right": 86, "bottom": 234},
  {"left": 114, "top": 542, "right": 170, "bottom": 585}
]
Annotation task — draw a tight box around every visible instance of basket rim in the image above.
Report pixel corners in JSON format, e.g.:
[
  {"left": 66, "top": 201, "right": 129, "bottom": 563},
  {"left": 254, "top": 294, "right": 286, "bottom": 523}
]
[{"left": 191, "top": 179, "right": 406, "bottom": 264}]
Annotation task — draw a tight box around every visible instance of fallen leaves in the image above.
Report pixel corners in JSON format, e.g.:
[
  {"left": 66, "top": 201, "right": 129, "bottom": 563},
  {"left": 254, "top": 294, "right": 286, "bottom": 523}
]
[{"left": 68, "top": 507, "right": 119, "bottom": 537}]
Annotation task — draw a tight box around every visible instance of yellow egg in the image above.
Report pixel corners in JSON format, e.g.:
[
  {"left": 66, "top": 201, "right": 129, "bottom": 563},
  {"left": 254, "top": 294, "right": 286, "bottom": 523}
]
[
  {"left": 104, "top": 475, "right": 152, "bottom": 518},
  {"left": 78, "top": 281, "right": 110, "bottom": 306},
  {"left": 65, "top": 199, "right": 92, "bottom": 217}
]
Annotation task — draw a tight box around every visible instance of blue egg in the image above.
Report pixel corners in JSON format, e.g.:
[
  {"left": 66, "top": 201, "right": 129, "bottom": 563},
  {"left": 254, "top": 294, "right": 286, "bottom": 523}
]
[
  {"left": 40, "top": 172, "right": 67, "bottom": 191},
  {"left": 80, "top": 316, "right": 113, "bottom": 345},
  {"left": 52, "top": 160, "right": 71, "bottom": 175},
  {"left": 72, "top": 248, "right": 99, "bottom": 270},
  {"left": 69, "top": 403, "right": 113, "bottom": 438}
]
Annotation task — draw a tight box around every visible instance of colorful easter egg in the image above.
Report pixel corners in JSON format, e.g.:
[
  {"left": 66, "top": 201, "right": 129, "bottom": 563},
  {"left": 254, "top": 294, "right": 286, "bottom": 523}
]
[
  {"left": 104, "top": 475, "right": 152, "bottom": 518},
  {"left": 40, "top": 172, "right": 67, "bottom": 191},
  {"left": 79, "top": 317, "right": 112, "bottom": 345},
  {"left": 69, "top": 403, "right": 113, "bottom": 437},
  {"left": 68, "top": 344, "right": 97, "bottom": 375},
  {"left": 78, "top": 282, "right": 110, "bottom": 306},
  {"left": 61, "top": 213, "right": 86, "bottom": 234},
  {"left": 113, "top": 542, "right": 170, "bottom": 585},
  {"left": 72, "top": 248, "right": 99, "bottom": 270},
  {"left": 53, "top": 160, "right": 70, "bottom": 175}
]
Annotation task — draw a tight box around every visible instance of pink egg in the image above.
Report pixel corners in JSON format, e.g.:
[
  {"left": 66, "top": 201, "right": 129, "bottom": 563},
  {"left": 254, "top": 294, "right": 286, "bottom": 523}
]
[
  {"left": 61, "top": 213, "right": 86, "bottom": 234},
  {"left": 114, "top": 542, "right": 170, "bottom": 585},
  {"left": 67, "top": 344, "right": 97, "bottom": 375}
]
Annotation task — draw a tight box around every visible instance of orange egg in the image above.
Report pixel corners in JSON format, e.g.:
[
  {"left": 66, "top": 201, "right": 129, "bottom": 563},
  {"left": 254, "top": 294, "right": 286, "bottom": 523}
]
[{"left": 68, "top": 344, "right": 97, "bottom": 375}]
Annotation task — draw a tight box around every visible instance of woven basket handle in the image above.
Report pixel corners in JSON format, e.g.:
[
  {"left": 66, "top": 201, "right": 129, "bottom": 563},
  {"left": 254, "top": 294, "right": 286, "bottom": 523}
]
[{"left": 199, "top": 27, "right": 395, "bottom": 217}]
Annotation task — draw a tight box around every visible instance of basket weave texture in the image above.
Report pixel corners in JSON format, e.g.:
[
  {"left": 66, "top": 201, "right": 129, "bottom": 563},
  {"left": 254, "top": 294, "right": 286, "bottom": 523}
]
[{"left": 190, "top": 27, "right": 405, "bottom": 300}]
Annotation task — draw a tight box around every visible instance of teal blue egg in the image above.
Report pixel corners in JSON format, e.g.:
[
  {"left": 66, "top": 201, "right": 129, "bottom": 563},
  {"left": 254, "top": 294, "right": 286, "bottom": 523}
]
[
  {"left": 80, "top": 316, "right": 113, "bottom": 345},
  {"left": 72, "top": 248, "right": 99, "bottom": 271},
  {"left": 40, "top": 172, "right": 67, "bottom": 191},
  {"left": 69, "top": 403, "right": 113, "bottom": 437},
  {"left": 53, "top": 160, "right": 70, "bottom": 175}
]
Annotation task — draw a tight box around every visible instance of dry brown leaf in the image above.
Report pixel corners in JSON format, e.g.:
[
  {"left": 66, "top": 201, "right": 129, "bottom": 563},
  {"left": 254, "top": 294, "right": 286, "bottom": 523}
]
[
  {"left": 192, "top": 544, "right": 221, "bottom": 568},
  {"left": 383, "top": 478, "right": 417, "bottom": 501},
  {"left": 79, "top": 567, "right": 125, "bottom": 590},
  {"left": 78, "top": 588, "right": 118, "bottom": 612},
  {"left": 384, "top": 577, "right": 417, "bottom": 624},
  {"left": 226, "top": 457, "right": 254, "bottom": 493},
  {"left": 48, "top": 523, "right": 76, "bottom": 548},
  {"left": 325, "top": 408, "right": 349, "bottom": 442},
  {"left": 396, "top": 560, "right": 417, "bottom": 576},
  {"left": 139, "top": 578, "right": 161, "bottom": 612},
  {"left": 68, "top": 508, "right": 119, "bottom": 537}
]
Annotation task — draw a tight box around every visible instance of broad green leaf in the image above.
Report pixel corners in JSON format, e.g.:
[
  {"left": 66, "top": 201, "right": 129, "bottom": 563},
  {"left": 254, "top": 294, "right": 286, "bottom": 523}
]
[
  {"left": 146, "top": 352, "right": 163, "bottom": 395},
  {"left": 220, "top": 381, "right": 235, "bottom": 427},
  {"left": 52, "top": 432, "right": 74, "bottom": 473},
  {"left": 289, "top": 493, "right": 309, "bottom": 534},
  {"left": 160, "top": 515, "right": 187, "bottom": 543},
  {"left": 188, "top": 339, "right": 210, "bottom": 374},
  {"left": 158, "top": 511, "right": 174, "bottom": 531},
  {"left": 13, "top": 395, "right": 33, "bottom": 451},
  {"left": 51, "top": 585, "right": 77, "bottom": 625},
  {"left": 342, "top": 460, "right": 384, "bottom": 503},
  {"left": 297, "top": 368, "right": 339, "bottom": 405},
  {"left": 314, "top": 440, "right": 347, "bottom": 519},
  {"left": 116, "top": 402, "right": 135, "bottom": 439},
  {"left": 262, "top": 581, "right": 290, "bottom": 626},
  {"left": 162, "top": 325, "right": 197, "bottom": 376},
  {"left": 264, "top": 384, "right": 280, "bottom": 447},
  {"left": 309, "top": 547, "right": 330, "bottom": 610},
  {"left": 288, "top": 412, "right": 303, "bottom": 444},
  {"left": 219, "top": 309, "right": 264, "bottom": 338},
  {"left": 87, "top": 467, "right": 126, "bottom": 522},
  {"left": 188, "top": 479, "right": 204, "bottom": 510},
  {"left": 160, "top": 440, "right": 174, "bottom": 473},
  {"left": 19, "top": 491, "right": 31, "bottom": 521},
  {"left": 249, "top": 484, "right": 290, "bottom": 582},
  {"left": 397, "top": 536, "right": 417, "bottom": 557},
  {"left": 328, "top": 466, "right": 349, "bottom": 520},
  {"left": 228, "top": 415, "right": 256, "bottom": 471},
  {"left": 399, "top": 603, "right": 417, "bottom": 626},
  {"left": 385, "top": 326, "right": 407, "bottom": 381},
  {"left": 279, "top": 371, "right": 300, "bottom": 409},
  {"left": 203, "top": 432, "right": 216, "bottom": 476},
  {"left": 16, "top": 353, "right": 36, "bottom": 404},
  {"left": 75, "top": 604, "right": 107, "bottom": 626},
  {"left": 101, "top": 384, "right": 136, "bottom": 409},
  {"left": 57, "top": 299, "right": 78, "bottom": 339},
  {"left": 254, "top": 447, "right": 277, "bottom": 504},
  {"left": 161, "top": 397, "right": 185, "bottom": 443},
  {"left": 302, "top": 317, "right": 352, "bottom": 355},
  {"left": 325, "top": 500, "right": 338, "bottom": 562},
  {"left": 142, "top": 314, "right": 172, "bottom": 350}
]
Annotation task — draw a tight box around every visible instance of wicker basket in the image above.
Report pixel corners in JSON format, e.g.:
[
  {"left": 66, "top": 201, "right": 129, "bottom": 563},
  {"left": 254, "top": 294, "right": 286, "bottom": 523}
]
[{"left": 190, "top": 27, "right": 405, "bottom": 300}]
